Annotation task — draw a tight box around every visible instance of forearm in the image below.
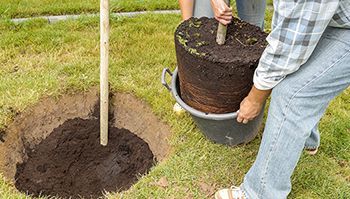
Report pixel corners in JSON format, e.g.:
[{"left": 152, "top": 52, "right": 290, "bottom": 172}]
[
  {"left": 247, "top": 85, "right": 271, "bottom": 105},
  {"left": 179, "top": 0, "right": 194, "bottom": 20}
]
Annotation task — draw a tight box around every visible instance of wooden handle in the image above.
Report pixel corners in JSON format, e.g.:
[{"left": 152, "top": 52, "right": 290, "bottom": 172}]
[
  {"left": 216, "top": 0, "right": 230, "bottom": 45},
  {"left": 100, "top": 0, "right": 109, "bottom": 146}
]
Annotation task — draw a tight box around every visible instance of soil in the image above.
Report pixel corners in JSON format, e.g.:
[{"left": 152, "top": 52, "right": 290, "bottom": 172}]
[
  {"left": 0, "top": 89, "right": 170, "bottom": 186},
  {"left": 10, "top": 94, "right": 160, "bottom": 199},
  {"left": 15, "top": 116, "right": 154, "bottom": 199},
  {"left": 0, "top": 130, "right": 5, "bottom": 143},
  {"left": 175, "top": 17, "right": 267, "bottom": 113}
]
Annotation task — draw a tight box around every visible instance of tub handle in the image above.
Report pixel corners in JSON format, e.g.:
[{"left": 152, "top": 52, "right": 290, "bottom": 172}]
[{"left": 161, "top": 68, "right": 173, "bottom": 91}]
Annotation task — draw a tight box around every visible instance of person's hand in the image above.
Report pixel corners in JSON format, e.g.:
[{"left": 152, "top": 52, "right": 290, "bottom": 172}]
[
  {"left": 237, "top": 96, "right": 265, "bottom": 124},
  {"left": 210, "top": 0, "right": 232, "bottom": 25},
  {"left": 237, "top": 86, "right": 272, "bottom": 124}
]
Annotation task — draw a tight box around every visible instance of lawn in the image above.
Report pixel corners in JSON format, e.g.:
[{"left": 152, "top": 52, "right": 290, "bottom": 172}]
[
  {"left": 0, "top": 0, "right": 179, "bottom": 19},
  {"left": 0, "top": 0, "right": 274, "bottom": 19},
  {"left": 0, "top": 3, "right": 349, "bottom": 199}
]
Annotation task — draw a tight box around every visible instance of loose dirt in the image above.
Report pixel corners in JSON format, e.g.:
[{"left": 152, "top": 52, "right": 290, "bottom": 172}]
[
  {"left": 15, "top": 117, "right": 154, "bottom": 198},
  {"left": 14, "top": 99, "right": 155, "bottom": 199}
]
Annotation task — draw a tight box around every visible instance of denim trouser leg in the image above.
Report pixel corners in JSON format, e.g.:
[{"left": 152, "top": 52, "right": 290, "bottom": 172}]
[
  {"left": 193, "top": 0, "right": 214, "bottom": 18},
  {"left": 242, "top": 27, "right": 350, "bottom": 199},
  {"left": 305, "top": 124, "right": 320, "bottom": 150},
  {"left": 236, "top": 0, "right": 266, "bottom": 29},
  {"left": 193, "top": 0, "right": 266, "bottom": 29}
]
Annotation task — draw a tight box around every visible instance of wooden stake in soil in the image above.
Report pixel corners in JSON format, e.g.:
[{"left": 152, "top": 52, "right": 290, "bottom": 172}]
[
  {"left": 100, "top": 0, "right": 109, "bottom": 146},
  {"left": 216, "top": 0, "right": 230, "bottom": 45}
]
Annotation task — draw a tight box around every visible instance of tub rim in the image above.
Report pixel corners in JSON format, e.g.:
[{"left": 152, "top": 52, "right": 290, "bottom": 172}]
[{"left": 162, "top": 67, "right": 238, "bottom": 121}]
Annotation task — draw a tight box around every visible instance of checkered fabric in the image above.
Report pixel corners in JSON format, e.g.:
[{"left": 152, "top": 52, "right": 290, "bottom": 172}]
[{"left": 254, "top": 0, "right": 350, "bottom": 90}]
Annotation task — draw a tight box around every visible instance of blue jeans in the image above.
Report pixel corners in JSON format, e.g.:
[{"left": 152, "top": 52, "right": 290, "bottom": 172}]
[
  {"left": 193, "top": 0, "right": 266, "bottom": 29},
  {"left": 242, "top": 27, "right": 350, "bottom": 198},
  {"left": 194, "top": 1, "right": 350, "bottom": 198}
]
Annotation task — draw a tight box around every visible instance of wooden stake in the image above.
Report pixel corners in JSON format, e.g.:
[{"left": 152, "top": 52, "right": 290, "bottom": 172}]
[
  {"left": 100, "top": 0, "right": 109, "bottom": 146},
  {"left": 216, "top": 0, "right": 230, "bottom": 45}
]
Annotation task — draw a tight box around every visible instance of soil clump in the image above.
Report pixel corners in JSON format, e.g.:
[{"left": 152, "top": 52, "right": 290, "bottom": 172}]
[{"left": 175, "top": 17, "right": 267, "bottom": 113}]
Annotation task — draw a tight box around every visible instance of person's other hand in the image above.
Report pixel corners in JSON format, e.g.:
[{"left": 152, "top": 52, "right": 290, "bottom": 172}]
[
  {"left": 237, "top": 96, "right": 264, "bottom": 124},
  {"left": 210, "top": 0, "right": 232, "bottom": 25},
  {"left": 237, "top": 86, "right": 271, "bottom": 124}
]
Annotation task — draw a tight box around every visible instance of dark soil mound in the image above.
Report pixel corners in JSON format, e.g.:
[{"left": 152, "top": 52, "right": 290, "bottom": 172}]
[
  {"left": 15, "top": 118, "right": 154, "bottom": 199},
  {"left": 175, "top": 17, "right": 267, "bottom": 113}
]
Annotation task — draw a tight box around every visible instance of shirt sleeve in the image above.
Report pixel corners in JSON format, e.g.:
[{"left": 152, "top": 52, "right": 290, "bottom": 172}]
[{"left": 254, "top": 0, "right": 340, "bottom": 90}]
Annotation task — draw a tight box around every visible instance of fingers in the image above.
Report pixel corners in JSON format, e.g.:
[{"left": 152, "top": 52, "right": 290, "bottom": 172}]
[
  {"left": 237, "top": 117, "right": 250, "bottom": 124},
  {"left": 217, "top": 14, "right": 232, "bottom": 20},
  {"left": 215, "top": 14, "right": 232, "bottom": 25},
  {"left": 211, "top": 0, "right": 232, "bottom": 24},
  {"left": 218, "top": 7, "right": 232, "bottom": 17},
  {"left": 216, "top": 8, "right": 232, "bottom": 24},
  {"left": 237, "top": 112, "right": 252, "bottom": 124},
  {"left": 215, "top": 16, "right": 231, "bottom": 25},
  {"left": 236, "top": 113, "right": 244, "bottom": 123}
]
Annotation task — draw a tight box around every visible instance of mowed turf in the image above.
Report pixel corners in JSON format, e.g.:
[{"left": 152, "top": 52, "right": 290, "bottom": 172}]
[
  {"left": 0, "top": 0, "right": 274, "bottom": 19},
  {"left": 0, "top": 0, "right": 179, "bottom": 19},
  {"left": 0, "top": 12, "right": 349, "bottom": 199}
]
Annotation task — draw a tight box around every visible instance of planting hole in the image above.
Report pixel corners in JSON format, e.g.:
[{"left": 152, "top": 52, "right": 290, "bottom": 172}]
[{"left": 0, "top": 88, "right": 171, "bottom": 199}]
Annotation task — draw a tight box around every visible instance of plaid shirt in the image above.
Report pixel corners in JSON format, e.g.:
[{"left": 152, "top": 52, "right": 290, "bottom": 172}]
[{"left": 254, "top": 0, "right": 350, "bottom": 90}]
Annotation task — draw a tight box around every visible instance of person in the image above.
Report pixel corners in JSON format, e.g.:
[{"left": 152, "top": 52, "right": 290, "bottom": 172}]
[
  {"left": 178, "top": 0, "right": 350, "bottom": 198},
  {"left": 179, "top": 0, "right": 266, "bottom": 28}
]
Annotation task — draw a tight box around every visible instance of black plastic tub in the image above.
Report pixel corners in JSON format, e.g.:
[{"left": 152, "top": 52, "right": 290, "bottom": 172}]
[{"left": 161, "top": 67, "right": 264, "bottom": 146}]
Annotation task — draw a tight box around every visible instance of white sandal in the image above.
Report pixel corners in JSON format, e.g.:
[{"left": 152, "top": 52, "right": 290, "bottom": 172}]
[
  {"left": 305, "top": 147, "right": 318, "bottom": 155},
  {"left": 214, "top": 186, "right": 247, "bottom": 199}
]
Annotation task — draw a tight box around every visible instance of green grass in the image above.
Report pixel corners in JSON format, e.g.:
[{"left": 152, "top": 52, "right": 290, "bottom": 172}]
[
  {"left": 0, "top": 0, "right": 179, "bottom": 19},
  {"left": 1, "top": 0, "right": 273, "bottom": 20},
  {"left": 0, "top": 10, "right": 349, "bottom": 199}
]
